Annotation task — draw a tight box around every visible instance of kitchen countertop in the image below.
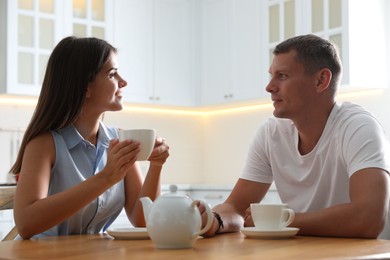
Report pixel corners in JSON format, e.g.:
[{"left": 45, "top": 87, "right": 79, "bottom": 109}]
[{"left": 162, "top": 183, "right": 277, "bottom": 191}]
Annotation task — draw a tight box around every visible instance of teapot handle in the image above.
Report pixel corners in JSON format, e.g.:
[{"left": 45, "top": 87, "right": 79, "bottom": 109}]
[{"left": 192, "top": 200, "right": 214, "bottom": 238}]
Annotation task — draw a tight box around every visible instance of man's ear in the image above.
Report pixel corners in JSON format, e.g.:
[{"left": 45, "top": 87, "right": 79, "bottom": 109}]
[{"left": 316, "top": 68, "right": 332, "bottom": 93}]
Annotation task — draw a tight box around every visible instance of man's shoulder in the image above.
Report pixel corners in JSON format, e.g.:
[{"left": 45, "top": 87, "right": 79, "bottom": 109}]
[
  {"left": 337, "top": 102, "right": 371, "bottom": 115},
  {"left": 334, "top": 102, "right": 376, "bottom": 122},
  {"left": 332, "top": 102, "right": 384, "bottom": 135}
]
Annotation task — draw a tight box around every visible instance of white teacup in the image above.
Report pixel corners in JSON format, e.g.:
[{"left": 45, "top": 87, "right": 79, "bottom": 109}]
[
  {"left": 118, "top": 129, "right": 156, "bottom": 161},
  {"left": 250, "top": 203, "right": 295, "bottom": 230}
]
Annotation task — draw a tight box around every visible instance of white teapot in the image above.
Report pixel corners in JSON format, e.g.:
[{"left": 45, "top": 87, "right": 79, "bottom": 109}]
[{"left": 140, "top": 185, "right": 214, "bottom": 249}]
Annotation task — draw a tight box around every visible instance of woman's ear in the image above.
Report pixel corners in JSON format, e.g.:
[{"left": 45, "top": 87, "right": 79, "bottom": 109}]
[
  {"left": 85, "top": 86, "right": 91, "bottom": 98},
  {"left": 316, "top": 68, "right": 332, "bottom": 93}
]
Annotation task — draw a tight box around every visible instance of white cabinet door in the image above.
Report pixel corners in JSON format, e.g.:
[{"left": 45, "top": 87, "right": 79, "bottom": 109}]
[
  {"left": 343, "top": 0, "right": 387, "bottom": 90},
  {"left": 200, "top": 0, "right": 264, "bottom": 106},
  {"left": 113, "top": 0, "right": 154, "bottom": 104},
  {"left": 230, "top": 0, "right": 263, "bottom": 102},
  {"left": 1, "top": 0, "right": 60, "bottom": 96},
  {"left": 1, "top": 0, "right": 113, "bottom": 96},
  {"left": 200, "top": 0, "right": 231, "bottom": 105},
  {"left": 153, "top": 0, "right": 197, "bottom": 106},
  {"left": 114, "top": 0, "right": 196, "bottom": 106}
]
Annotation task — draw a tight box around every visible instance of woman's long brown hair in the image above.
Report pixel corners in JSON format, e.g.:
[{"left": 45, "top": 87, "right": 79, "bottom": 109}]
[{"left": 10, "top": 36, "right": 116, "bottom": 174}]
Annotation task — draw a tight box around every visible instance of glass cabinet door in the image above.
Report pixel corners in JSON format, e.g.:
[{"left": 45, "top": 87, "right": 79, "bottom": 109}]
[
  {"left": 71, "top": 0, "right": 106, "bottom": 39},
  {"left": 267, "top": 0, "right": 296, "bottom": 66},
  {"left": 4, "top": 0, "right": 112, "bottom": 96},
  {"left": 310, "top": 0, "right": 344, "bottom": 82},
  {"left": 16, "top": 0, "right": 55, "bottom": 92},
  {"left": 264, "top": 0, "right": 344, "bottom": 70},
  {"left": 311, "top": 0, "right": 342, "bottom": 43}
]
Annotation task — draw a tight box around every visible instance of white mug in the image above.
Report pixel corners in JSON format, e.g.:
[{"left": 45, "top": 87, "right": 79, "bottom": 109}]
[
  {"left": 118, "top": 129, "right": 156, "bottom": 161},
  {"left": 250, "top": 203, "right": 295, "bottom": 230}
]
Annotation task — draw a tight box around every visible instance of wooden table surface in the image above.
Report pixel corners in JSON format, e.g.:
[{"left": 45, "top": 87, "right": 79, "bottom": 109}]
[{"left": 1, "top": 232, "right": 390, "bottom": 259}]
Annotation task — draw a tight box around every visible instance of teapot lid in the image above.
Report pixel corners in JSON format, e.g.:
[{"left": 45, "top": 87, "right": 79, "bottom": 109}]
[{"left": 162, "top": 184, "right": 187, "bottom": 198}]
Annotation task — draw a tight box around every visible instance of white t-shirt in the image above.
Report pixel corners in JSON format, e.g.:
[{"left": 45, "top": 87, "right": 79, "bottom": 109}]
[{"left": 240, "top": 102, "right": 390, "bottom": 238}]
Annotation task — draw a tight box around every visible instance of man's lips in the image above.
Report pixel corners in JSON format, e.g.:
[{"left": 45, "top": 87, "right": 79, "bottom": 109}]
[{"left": 271, "top": 97, "right": 282, "bottom": 102}]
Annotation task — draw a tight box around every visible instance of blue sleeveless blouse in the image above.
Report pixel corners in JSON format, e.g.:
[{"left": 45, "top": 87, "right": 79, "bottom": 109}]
[{"left": 32, "top": 123, "right": 125, "bottom": 238}]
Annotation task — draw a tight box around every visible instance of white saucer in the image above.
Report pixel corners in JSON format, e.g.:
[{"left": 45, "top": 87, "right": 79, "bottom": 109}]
[
  {"left": 106, "top": 227, "right": 150, "bottom": 240},
  {"left": 240, "top": 227, "right": 299, "bottom": 239}
]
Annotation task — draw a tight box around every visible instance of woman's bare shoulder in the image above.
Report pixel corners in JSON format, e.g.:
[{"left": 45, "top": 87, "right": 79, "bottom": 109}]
[{"left": 25, "top": 132, "right": 55, "bottom": 155}]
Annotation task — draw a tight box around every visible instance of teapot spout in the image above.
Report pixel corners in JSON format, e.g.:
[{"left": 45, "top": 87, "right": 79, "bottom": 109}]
[{"left": 139, "top": 197, "right": 153, "bottom": 224}]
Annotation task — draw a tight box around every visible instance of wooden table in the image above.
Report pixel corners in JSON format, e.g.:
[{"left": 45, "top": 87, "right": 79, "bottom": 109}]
[{"left": 1, "top": 232, "right": 390, "bottom": 259}]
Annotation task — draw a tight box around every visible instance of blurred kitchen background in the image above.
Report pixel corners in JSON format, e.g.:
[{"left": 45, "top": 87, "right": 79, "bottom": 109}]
[{"left": 1, "top": 0, "right": 390, "bottom": 236}]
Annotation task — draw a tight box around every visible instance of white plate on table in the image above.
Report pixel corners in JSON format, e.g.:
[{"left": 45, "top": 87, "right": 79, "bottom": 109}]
[
  {"left": 240, "top": 227, "right": 299, "bottom": 239},
  {"left": 106, "top": 227, "right": 150, "bottom": 240}
]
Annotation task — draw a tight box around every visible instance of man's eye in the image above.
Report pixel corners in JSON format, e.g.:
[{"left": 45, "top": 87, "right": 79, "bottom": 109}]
[{"left": 279, "top": 74, "right": 288, "bottom": 79}]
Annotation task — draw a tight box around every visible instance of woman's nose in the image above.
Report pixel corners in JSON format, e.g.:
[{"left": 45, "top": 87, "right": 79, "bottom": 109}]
[{"left": 118, "top": 76, "right": 127, "bottom": 88}]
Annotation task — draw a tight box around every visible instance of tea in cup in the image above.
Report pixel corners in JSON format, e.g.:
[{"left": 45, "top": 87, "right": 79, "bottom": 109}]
[
  {"left": 250, "top": 203, "right": 295, "bottom": 230},
  {"left": 118, "top": 129, "right": 156, "bottom": 161}
]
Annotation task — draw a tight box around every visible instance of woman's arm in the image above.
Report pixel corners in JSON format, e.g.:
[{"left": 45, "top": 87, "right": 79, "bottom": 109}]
[
  {"left": 14, "top": 133, "right": 140, "bottom": 239},
  {"left": 124, "top": 136, "right": 169, "bottom": 226}
]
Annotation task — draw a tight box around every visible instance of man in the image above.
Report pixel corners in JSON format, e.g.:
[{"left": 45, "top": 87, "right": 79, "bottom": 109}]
[{"left": 203, "top": 34, "right": 390, "bottom": 239}]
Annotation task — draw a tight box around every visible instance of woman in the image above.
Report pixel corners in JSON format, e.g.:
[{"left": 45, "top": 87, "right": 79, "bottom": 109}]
[{"left": 10, "top": 36, "right": 169, "bottom": 239}]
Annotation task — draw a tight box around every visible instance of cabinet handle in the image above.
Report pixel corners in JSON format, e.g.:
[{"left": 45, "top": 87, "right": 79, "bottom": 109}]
[
  {"left": 204, "top": 195, "right": 224, "bottom": 200},
  {"left": 149, "top": 96, "right": 154, "bottom": 100},
  {"left": 155, "top": 97, "right": 160, "bottom": 101}
]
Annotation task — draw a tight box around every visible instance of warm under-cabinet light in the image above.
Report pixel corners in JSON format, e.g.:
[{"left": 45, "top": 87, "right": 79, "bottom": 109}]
[{"left": 0, "top": 88, "right": 386, "bottom": 116}]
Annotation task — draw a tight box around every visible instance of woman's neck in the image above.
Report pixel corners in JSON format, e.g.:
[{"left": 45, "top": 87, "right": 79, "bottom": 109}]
[{"left": 73, "top": 116, "right": 101, "bottom": 146}]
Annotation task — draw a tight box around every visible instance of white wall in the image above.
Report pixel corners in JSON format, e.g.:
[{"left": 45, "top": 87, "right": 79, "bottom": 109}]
[
  {"left": 1, "top": 88, "right": 390, "bottom": 185},
  {"left": 103, "top": 109, "right": 204, "bottom": 184}
]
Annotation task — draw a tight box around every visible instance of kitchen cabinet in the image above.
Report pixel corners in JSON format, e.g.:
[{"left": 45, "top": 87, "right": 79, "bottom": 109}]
[
  {"left": 0, "top": 209, "right": 15, "bottom": 240},
  {"left": 0, "top": 0, "right": 113, "bottom": 96},
  {"left": 113, "top": 0, "right": 197, "bottom": 106},
  {"left": 0, "top": 129, "right": 22, "bottom": 184},
  {"left": 201, "top": 0, "right": 388, "bottom": 106},
  {"left": 1, "top": 0, "right": 387, "bottom": 105},
  {"left": 200, "top": 0, "right": 264, "bottom": 106},
  {"left": 260, "top": 0, "right": 388, "bottom": 91},
  {"left": 341, "top": 0, "right": 387, "bottom": 89}
]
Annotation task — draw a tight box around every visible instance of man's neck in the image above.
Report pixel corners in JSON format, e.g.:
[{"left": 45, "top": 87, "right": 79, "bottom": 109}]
[{"left": 295, "top": 102, "right": 335, "bottom": 155}]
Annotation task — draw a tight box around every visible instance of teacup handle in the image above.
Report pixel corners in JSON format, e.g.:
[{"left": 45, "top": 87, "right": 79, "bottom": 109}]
[
  {"left": 192, "top": 200, "right": 214, "bottom": 238},
  {"left": 281, "top": 208, "right": 295, "bottom": 227}
]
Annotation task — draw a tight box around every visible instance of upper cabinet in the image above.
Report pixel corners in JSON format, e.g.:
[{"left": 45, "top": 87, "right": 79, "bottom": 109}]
[
  {"left": 0, "top": 0, "right": 113, "bottom": 96},
  {"left": 342, "top": 1, "right": 387, "bottom": 89},
  {"left": 200, "top": 0, "right": 263, "bottom": 106},
  {"left": 1, "top": 0, "right": 388, "bottom": 105},
  {"left": 201, "top": 0, "right": 388, "bottom": 106},
  {"left": 113, "top": 0, "right": 197, "bottom": 107},
  {"left": 260, "top": 0, "right": 388, "bottom": 91}
]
